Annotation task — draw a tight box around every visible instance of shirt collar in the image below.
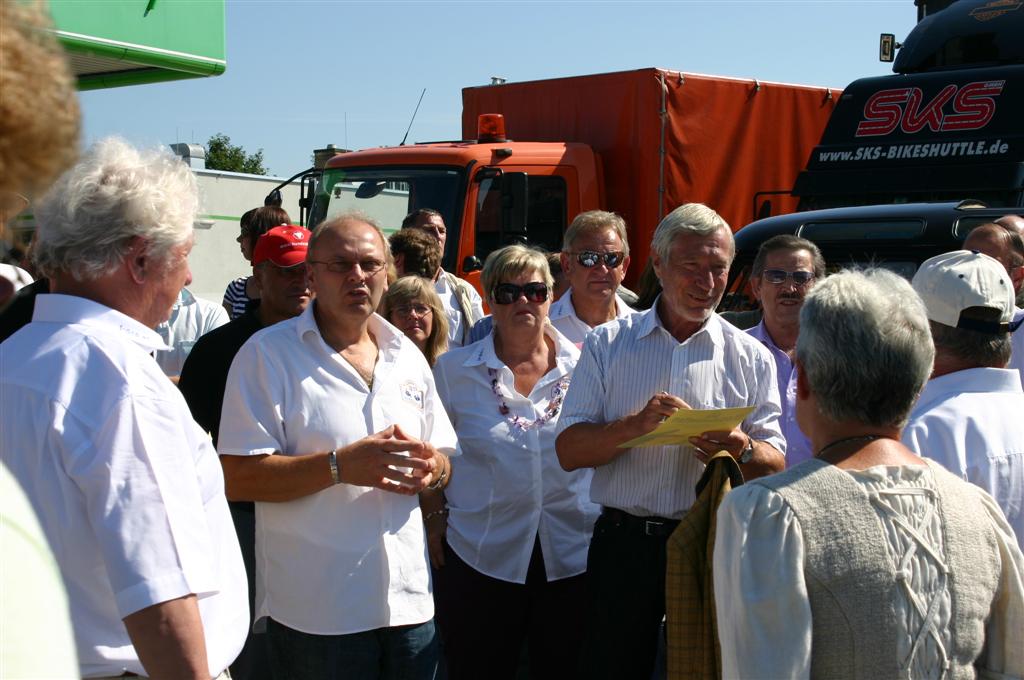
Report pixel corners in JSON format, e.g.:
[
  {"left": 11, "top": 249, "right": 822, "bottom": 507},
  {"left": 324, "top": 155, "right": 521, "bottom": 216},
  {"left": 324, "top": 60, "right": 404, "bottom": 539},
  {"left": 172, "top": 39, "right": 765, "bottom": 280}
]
[
  {"left": 920, "top": 366, "right": 1023, "bottom": 401},
  {"left": 462, "top": 322, "right": 580, "bottom": 371},
  {"left": 172, "top": 288, "right": 196, "bottom": 311},
  {"left": 298, "top": 301, "right": 403, "bottom": 359},
  {"left": 434, "top": 271, "right": 452, "bottom": 294},
  {"left": 748, "top": 320, "right": 784, "bottom": 353},
  {"left": 31, "top": 293, "right": 169, "bottom": 352},
  {"left": 637, "top": 296, "right": 724, "bottom": 347},
  {"left": 550, "top": 288, "right": 634, "bottom": 323}
]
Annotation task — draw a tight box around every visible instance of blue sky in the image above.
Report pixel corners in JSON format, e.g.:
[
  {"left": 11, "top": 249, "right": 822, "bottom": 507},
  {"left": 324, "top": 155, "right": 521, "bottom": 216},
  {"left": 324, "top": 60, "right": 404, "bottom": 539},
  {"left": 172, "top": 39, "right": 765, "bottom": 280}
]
[{"left": 79, "top": 1, "right": 919, "bottom": 177}]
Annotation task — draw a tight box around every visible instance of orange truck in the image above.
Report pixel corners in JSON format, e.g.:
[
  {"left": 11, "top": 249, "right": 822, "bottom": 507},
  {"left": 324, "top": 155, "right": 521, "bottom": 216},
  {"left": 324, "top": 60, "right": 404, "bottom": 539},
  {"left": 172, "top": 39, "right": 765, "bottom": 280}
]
[{"left": 305, "top": 68, "right": 838, "bottom": 288}]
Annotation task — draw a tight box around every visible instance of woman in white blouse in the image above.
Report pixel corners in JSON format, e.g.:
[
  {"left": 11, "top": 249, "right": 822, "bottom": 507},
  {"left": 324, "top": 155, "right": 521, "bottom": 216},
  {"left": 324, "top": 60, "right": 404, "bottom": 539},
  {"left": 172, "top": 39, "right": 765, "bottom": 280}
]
[
  {"left": 432, "top": 245, "right": 599, "bottom": 680},
  {"left": 713, "top": 268, "right": 1024, "bottom": 680}
]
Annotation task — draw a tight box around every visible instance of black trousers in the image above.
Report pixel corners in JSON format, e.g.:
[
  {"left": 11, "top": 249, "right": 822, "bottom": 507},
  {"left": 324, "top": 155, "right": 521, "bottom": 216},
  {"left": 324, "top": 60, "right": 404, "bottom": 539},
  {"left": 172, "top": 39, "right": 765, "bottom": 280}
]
[
  {"left": 580, "top": 510, "right": 677, "bottom": 680},
  {"left": 432, "top": 536, "right": 587, "bottom": 680}
]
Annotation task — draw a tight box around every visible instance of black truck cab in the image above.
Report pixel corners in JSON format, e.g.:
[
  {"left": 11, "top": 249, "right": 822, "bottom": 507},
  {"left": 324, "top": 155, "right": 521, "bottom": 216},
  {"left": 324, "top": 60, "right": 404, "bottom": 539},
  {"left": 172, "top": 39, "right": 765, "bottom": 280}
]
[{"left": 727, "top": 0, "right": 1024, "bottom": 309}]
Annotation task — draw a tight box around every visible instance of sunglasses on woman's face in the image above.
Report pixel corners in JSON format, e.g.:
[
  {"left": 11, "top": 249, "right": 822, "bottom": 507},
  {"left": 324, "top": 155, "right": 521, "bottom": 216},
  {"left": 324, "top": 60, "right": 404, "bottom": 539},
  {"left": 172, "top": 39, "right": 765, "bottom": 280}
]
[
  {"left": 492, "top": 282, "right": 550, "bottom": 305},
  {"left": 573, "top": 250, "right": 625, "bottom": 268}
]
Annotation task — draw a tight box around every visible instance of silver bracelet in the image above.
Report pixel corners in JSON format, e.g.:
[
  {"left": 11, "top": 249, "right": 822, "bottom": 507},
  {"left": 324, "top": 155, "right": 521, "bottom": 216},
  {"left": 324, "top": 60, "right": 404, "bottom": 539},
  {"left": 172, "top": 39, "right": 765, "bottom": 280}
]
[
  {"left": 423, "top": 508, "right": 448, "bottom": 522},
  {"left": 328, "top": 449, "right": 341, "bottom": 485}
]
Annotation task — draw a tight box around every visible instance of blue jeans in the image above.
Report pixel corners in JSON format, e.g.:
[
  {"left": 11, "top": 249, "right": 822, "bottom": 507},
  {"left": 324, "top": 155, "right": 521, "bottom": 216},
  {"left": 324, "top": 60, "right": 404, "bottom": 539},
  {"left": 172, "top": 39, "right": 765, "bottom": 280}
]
[{"left": 266, "top": 618, "right": 439, "bottom": 680}]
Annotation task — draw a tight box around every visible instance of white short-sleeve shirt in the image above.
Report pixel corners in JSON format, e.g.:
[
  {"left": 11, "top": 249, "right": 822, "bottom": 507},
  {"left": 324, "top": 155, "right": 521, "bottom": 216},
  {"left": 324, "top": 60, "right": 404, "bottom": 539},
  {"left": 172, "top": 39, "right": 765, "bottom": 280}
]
[
  {"left": 556, "top": 304, "right": 785, "bottom": 518},
  {"left": 0, "top": 294, "right": 248, "bottom": 678},
  {"left": 433, "top": 324, "right": 599, "bottom": 583},
  {"left": 217, "top": 303, "right": 458, "bottom": 635},
  {"left": 548, "top": 288, "right": 635, "bottom": 348},
  {"left": 155, "top": 288, "right": 229, "bottom": 377},
  {"left": 902, "top": 367, "right": 1024, "bottom": 551}
]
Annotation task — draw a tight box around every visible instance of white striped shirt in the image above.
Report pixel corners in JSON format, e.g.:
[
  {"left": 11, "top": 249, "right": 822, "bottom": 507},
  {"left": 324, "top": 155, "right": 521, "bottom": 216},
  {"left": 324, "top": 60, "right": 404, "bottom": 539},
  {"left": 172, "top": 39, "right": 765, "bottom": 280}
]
[{"left": 556, "top": 305, "right": 785, "bottom": 518}]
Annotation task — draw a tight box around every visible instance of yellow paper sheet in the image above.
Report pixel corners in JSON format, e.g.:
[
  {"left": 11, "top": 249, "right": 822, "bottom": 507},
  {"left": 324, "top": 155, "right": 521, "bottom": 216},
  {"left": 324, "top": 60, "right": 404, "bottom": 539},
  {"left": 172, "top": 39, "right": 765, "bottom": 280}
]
[{"left": 617, "top": 405, "right": 756, "bottom": 449}]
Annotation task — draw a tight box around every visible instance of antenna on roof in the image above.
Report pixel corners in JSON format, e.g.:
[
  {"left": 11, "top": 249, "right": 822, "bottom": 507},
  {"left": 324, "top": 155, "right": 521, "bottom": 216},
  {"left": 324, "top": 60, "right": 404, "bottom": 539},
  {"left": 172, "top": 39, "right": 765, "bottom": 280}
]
[{"left": 399, "top": 88, "right": 426, "bottom": 147}]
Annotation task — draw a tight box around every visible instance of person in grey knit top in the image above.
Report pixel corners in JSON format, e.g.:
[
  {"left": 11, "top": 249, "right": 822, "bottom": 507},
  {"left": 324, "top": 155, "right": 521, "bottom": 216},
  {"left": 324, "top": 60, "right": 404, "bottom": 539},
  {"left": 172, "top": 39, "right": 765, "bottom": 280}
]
[{"left": 713, "top": 268, "right": 1024, "bottom": 680}]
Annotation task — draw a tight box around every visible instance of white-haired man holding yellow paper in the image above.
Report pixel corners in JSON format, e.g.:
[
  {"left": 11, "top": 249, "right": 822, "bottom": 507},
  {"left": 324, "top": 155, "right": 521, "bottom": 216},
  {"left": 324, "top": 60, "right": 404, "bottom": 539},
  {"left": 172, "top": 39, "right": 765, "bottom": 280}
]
[{"left": 554, "top": 203, "right": 784, "bottom": 680}]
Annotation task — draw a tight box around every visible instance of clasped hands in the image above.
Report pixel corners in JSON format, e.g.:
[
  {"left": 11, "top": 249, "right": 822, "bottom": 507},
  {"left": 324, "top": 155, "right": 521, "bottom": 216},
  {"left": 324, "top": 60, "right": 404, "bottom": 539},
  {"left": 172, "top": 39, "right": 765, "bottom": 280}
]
[
  {"left": 633, "top": 391, "right": 747, "bottom": 463},
  {"left": 339, "top": 424, "right": 446, "bottom": 495}
]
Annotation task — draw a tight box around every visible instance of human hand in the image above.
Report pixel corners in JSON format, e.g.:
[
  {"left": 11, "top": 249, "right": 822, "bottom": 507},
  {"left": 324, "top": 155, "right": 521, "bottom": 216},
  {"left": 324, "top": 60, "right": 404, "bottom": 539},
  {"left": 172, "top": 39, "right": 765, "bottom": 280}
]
[
  {"left": 628, "top": 391, "right": 690, "bottom": 436},
  {"left": 337, "top": 425, "right": 433, "bottom": 494},
  {"left": 688, "top": 427, "right": 748, "bottom": 464}
]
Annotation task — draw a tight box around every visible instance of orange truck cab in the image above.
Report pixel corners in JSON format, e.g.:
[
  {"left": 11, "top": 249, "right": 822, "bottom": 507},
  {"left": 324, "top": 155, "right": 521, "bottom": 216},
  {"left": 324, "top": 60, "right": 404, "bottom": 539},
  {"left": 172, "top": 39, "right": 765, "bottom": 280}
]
[{"left": 306, "top": 68, "right": 838, "bottom": 290}]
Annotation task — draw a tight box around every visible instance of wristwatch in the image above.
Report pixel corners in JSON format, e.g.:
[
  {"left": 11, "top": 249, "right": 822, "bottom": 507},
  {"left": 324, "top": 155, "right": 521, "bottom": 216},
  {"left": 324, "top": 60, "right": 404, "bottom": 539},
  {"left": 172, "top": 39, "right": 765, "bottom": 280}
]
[{"left": 738, "top": 436, "right": 755, "bottom": 464}]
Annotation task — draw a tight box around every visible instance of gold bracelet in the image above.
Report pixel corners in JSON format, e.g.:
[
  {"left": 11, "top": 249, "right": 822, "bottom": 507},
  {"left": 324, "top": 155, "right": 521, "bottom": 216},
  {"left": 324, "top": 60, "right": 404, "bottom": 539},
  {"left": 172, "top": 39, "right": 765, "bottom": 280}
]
[
  {"left": 428, "top": 459, "right": 447, "bottom": 490},
  {"left": 328, "top": 449, "right": 341, "bottom": 485}
]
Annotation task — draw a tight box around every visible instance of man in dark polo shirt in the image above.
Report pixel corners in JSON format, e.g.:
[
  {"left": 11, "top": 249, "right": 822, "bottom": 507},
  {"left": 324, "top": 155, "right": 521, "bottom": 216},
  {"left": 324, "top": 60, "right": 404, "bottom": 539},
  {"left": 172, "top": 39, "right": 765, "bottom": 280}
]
[{"left": 178, "top": 225, "right": 311, "bottom": 680}]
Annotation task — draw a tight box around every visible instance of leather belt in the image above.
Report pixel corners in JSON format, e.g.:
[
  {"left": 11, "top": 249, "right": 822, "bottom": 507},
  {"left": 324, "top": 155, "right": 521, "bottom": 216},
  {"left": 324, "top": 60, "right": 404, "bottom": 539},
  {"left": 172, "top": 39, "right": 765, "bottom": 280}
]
[{"left": 600, "top": 507, "right": 680, "bottom": 537}]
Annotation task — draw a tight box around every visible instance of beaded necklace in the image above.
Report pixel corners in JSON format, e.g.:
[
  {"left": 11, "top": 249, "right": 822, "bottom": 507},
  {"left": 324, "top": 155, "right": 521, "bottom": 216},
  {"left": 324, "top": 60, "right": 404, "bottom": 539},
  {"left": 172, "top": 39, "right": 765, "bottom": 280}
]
[{"left": 488, "top": 368, "right": 571, "bottom": 431}]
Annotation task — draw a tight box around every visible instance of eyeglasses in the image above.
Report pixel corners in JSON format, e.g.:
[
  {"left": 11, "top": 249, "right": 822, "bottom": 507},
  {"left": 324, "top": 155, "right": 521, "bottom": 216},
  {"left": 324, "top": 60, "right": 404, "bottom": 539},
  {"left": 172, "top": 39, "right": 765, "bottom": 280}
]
[
  {"left": 393, "top": 303, "right": 432, "bottom": 318},
  {"left": 492, "top": 282, "right": 549, "bottom": 305},
  {"left": 572, "top": 250, "right": 625, "bottom": 269},
  {"left": 761, "top": 269, "right": 815, "bottom": 286},
  {"left": 308, "top": 259, "right": 386, "bottom": 275}
]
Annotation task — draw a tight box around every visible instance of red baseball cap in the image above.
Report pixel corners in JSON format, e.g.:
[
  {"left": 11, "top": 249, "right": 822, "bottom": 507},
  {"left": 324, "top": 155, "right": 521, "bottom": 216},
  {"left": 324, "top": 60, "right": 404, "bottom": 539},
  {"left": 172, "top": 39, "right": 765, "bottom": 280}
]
[{"left": 253, "top": 226, "right": 311, "bottom": 267}]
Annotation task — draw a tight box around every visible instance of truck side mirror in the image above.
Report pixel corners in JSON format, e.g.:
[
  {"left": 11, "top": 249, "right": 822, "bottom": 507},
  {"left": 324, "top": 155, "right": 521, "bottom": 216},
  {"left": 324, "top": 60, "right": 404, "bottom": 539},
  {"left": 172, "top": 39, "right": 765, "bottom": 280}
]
[
  {"left": 879, "top": 33, "right": 900, "bottom": 62},
  {"left": 500, "top": 171, "right": 529, "bottom": 244},
  {"left": 462, "top": 255, "right": 483, "bottom": 273}
]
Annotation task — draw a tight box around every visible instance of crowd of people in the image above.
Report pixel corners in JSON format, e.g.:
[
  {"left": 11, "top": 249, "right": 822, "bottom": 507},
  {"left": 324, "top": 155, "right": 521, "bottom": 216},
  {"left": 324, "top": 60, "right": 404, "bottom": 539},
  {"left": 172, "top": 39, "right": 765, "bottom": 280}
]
[
  {"left": 2, "top": 5, "right": 1022, "bottom": 679},
  {"left": 3, "top": 21, "right": 1024, "bottom": 673}
]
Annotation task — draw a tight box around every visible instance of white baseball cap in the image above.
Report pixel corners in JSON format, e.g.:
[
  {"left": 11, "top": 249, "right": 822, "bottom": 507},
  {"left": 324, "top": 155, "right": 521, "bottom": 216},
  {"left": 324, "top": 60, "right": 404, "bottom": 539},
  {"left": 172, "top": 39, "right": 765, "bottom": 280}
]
[{"left": 912, "top": 250, "right": 1013, "bottom": 333}]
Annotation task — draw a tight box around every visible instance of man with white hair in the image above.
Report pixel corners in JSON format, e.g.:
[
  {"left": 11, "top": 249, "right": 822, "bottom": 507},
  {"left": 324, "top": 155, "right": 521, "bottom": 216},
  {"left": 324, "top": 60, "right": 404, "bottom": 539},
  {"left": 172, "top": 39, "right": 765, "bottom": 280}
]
[
  {"left": 555, "top": 203, "right": 785, "bottom": 678},
  {"left": 0, "top": 138, "right": 248, "bottom": 678},
  {"left": 903, "top": 250, "right": 1024, "bottom": 550},
  {"left": 550, "top": 210, "right": 635, "bottom": 346}
]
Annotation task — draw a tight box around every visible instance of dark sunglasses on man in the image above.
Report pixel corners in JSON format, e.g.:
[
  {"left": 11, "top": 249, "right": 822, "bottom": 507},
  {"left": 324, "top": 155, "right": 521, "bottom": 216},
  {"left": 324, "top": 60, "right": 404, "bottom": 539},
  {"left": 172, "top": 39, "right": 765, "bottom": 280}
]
[
  {"left": 492, "top": 282, "right": 550, "bottom": 305},
  {"left": 761, "top": 269, "right": 815, "bottom": 286},
  {"left": 573, "top": 250, "right": 625, "bottom": 269}
]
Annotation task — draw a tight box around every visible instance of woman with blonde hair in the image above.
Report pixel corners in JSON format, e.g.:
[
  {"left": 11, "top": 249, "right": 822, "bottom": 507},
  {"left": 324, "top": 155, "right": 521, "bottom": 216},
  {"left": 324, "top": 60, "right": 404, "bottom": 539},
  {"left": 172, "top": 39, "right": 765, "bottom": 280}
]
[
  {"left": 380, "top": 275, "right": 449, "bottom": 367},
  {"left": 430, "top": 244, "right": 598, "bottom": 679}
]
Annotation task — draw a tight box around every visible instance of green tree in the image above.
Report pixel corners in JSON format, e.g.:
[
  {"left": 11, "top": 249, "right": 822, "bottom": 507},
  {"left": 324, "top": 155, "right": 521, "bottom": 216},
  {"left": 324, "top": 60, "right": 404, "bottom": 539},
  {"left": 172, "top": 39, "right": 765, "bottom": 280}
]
[{"left": 205, "top": 133, "right": 267, "bottom": 175}]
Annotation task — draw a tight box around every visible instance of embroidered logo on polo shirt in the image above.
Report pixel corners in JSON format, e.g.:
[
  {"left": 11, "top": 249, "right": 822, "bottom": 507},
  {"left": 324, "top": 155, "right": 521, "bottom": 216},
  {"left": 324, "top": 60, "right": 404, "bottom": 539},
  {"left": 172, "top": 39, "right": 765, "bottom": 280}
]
[{"left": 400, "top": 381, "right": 425, "bottom": 410}]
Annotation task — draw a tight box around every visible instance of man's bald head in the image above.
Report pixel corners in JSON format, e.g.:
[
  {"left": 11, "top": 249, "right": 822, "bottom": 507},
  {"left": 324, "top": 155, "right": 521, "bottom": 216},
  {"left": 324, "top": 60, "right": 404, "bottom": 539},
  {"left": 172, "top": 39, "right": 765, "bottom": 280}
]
[
  {"left": 995, "top": 214, "right": 1024, "bottom": 238},
  {"left": 963, "top": 222, "right": 1024, "bottom": 300}
]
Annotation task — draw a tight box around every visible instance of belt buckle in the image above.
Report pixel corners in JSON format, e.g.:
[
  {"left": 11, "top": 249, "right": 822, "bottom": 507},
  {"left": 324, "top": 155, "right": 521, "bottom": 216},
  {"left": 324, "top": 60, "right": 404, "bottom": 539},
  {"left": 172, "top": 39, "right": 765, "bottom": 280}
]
[{"left": 644, "top": 519, "right": 662, "bottom": 536}]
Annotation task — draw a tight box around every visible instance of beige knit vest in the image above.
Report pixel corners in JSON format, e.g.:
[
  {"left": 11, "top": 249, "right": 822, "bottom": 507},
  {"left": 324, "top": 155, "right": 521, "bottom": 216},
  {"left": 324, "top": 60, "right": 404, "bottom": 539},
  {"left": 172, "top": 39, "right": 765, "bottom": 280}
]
[{"left": 755, "top": 459, "right": 1001, "bottom": 680}]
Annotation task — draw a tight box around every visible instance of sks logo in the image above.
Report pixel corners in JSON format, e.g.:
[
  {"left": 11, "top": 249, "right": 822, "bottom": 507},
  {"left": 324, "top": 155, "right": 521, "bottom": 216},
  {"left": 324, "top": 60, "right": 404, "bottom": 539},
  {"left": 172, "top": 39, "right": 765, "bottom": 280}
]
[{"left": 855, "top": 80, "right": 1005, "bottom": 137}]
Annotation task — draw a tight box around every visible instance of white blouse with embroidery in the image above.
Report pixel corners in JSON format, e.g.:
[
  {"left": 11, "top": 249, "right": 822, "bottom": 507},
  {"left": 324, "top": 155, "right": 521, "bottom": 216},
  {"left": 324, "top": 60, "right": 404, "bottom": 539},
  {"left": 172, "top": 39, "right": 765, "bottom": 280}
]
[{"left": 713, "top": 463, "right": 1024, "bottom": 680}]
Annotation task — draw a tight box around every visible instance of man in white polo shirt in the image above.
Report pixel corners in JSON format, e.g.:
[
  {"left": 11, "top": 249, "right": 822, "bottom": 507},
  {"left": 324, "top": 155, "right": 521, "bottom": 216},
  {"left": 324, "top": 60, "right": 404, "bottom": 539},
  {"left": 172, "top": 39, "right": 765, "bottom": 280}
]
[
  {"left": 903, "top": 250, "right": 1024, "bottom": 550},
  {"left": 555, "top": 203, "right": 785, "bottom": 679},
  {"left": 0, "top": 138, "right": 248, "bottom": 679},
  {"left": 549, "top": 210, "right": 635, "bottom": 347},
  {"left": 218, "top": 212, "right": 456, "bottom": 679}
]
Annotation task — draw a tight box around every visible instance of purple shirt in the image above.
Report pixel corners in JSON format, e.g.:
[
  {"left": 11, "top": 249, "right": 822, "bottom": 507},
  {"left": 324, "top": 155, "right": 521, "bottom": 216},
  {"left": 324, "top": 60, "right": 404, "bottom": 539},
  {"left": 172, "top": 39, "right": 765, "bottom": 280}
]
[{"left": 746, "top": 321, "right": 813, "bottom": 466}]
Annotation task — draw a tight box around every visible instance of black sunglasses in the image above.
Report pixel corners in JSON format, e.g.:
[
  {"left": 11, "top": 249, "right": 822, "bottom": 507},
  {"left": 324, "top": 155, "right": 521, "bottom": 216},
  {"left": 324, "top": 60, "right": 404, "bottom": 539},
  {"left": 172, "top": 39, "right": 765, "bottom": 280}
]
[
  {"left": 573, "top": 250, "right": 625, "bottom": 268},
  {"left": 492, "top": 282, "right": 550, "bottom": 305},
  {"left": 761, "top": 269, "right": 815, "bottom": 286}
]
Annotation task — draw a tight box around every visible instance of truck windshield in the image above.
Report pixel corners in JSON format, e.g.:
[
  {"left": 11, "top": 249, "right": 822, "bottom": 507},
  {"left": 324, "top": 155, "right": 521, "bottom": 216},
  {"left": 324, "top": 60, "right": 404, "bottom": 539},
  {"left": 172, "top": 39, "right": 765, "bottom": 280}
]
[{"left": 310, "top": 166, "right": 465, "bottom": 241}]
